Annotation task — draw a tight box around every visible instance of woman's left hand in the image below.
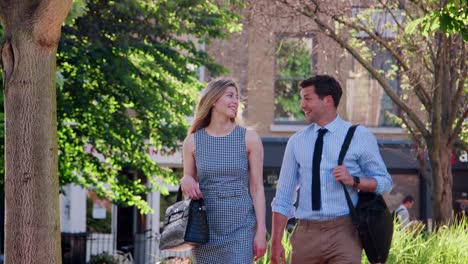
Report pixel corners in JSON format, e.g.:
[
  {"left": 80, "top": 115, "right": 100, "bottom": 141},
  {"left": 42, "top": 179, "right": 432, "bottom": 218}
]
[{"left": 253, "top": 230, "right": 267, "bottom": 262}]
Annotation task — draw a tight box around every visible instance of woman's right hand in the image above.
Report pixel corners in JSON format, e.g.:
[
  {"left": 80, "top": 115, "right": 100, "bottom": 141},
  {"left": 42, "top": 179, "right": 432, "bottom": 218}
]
[{"left": 180, "top": 175, "right": 203, "bottom": 200}]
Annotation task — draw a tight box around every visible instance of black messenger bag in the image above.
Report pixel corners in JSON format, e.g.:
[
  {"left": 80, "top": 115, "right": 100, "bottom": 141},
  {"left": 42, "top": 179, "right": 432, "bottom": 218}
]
[{"left": 339, "top": 125, "right": 393, "bottom": 263}]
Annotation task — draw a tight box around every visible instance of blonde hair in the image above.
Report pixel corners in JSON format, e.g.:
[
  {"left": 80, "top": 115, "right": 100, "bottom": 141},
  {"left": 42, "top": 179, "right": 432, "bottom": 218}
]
[{"left": 188, "top": 78, "right": 240, "bottom": 134}]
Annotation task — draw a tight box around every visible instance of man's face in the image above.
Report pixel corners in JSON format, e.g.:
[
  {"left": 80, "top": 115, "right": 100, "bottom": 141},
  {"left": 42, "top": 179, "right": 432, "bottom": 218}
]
[
  {"left": 405, "top": 201, "right": 414, "bottom": 209},
  {"left": 300, "top": 86, "right": 326, "bottom": 123}
]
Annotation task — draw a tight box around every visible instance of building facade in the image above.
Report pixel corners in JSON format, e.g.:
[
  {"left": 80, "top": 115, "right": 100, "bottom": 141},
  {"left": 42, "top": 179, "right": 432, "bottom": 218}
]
[{"left": 200, "top": 0, "right": 467, "bottom": 228}]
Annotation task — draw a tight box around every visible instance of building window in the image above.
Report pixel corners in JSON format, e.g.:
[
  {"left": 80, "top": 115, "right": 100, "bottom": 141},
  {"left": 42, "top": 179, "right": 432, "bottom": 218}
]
[
  {"left": 349, "top": 7, "right": 402, "bottom": 127},
  {"left": 274, "top": 36, "right": 313, "bottom": 123},
  {"left": 371, "top": 44, "right": 401, "bottom": 127}
]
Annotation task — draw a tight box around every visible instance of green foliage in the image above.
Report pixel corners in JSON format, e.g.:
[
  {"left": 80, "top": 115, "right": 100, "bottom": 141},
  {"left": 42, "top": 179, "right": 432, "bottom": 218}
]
[
  {"left": 66, "top": 0, "right": 88, "bottom": 25},
  {"left": 0, "top": 1, "right": 242, "bottom": 211},
  {"left": 459, "top": 120, "right": 468, "bottom": 149},
  {"left": 406, "top": 0, "right": 468, "bottom": 41},
  {"left": 275, "top": 38, "right": 312, "bottom": 79},
  {"left": 255, "top": 220, "right": 468, "bottom": 264},
  {"left": 89, "top": 252, "right": 119, "bottom": 264},
  {"left": 55, "top": 0, "right": 242, "bottom": 213},
  {"left": 385, "top": 219, "right": 468, "bottom": 264},
  {"left": 274, "top": 38, "right": 312, "bottom": 121},
  {"left": 256, "top": 232, "right": 293, "bottom": 264}
]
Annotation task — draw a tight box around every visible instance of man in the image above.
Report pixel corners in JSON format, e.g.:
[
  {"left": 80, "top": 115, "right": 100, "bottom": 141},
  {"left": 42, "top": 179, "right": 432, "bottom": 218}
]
[
  {"left": 395, "top": 195, "right": 415, "bottom": 228},
  {"left": 270, "top": 75, "right": 393, "bottom": 264}
]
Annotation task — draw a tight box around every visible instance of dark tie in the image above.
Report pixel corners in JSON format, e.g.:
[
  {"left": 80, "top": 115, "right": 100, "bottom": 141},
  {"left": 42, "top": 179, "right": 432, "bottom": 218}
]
[{"left": 312, "top": 128, "right": 327, "bottom": 211}]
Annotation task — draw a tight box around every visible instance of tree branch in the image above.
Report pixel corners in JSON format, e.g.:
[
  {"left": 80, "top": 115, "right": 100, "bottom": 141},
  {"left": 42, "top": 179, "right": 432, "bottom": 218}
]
[
  {"left": 400, "top": 114, "right": 431, "bottom": 183},
  {"left": 401, "top": 113, "right": 418, "bottom": 141},
  {"left": 421, "top": 51, "right": 435, "bottom": 74},
  {"left": 315, "top": 16, "right": 430, "bottom": 139},
  {"left": 32, "top": 0, "right": 73, "bottom": 48},
  {"left": 432, "top": 32, "right": 446, "bottom": 149},
  {"left": 408, "top": 0, "right": 430, "bottom": 14},
  {"left": 276, "top": 0, "right": 431, "bottom": 139},
  {"left": 449, "top": 107, "right": 468, "bottom": 147},
  {"left": 376, "top": 0, "right": 436, "bottom": 76},
  {"left": 403, "top": 1, "right": 439, "bottom": 64},
  {"left": 327, "top": 12, "right": 432, "bottom": 111},
  {"left": 448, "top": 43, "right": 466, "bottom": 128},
  {"left": 376, "top": 0, "right": 404, "bottom": 31},
  {"left": 332, "top": 15, "right": 409, "bottom": 71}
]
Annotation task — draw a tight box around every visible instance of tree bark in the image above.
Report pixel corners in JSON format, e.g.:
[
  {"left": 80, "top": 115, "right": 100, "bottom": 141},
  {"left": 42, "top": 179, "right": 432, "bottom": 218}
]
[
  {"left": 1, "top": 0, "right": 72, "bottom": 263},
  {"left": 430, "top": 32, "right": 454, "bottom": 225},
  {"left": 429, "top": 145, "right": 453, "bottom": 225},
  {"left": 3, "top": 31, "right": 61, "bottom": 264}
]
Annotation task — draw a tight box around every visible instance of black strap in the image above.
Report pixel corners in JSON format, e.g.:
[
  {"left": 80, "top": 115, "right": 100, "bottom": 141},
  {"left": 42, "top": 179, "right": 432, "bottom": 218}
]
[
  {"left": 338, "top": 125, "right": 359, "bottom": 225},
  {"left": 338, "top": 125, "right": 358, "bottom": 165},
  {"left": 176, "top": 186, "right": 183, "bottom": 201},
  {"left": 395, "top": 208, "right": 405, "bottom": 214}
]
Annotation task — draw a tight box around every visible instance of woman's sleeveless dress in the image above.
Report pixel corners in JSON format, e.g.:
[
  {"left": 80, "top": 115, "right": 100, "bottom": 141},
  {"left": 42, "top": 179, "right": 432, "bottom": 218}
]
[{"left": 192, "top": 126, "right": 256, "bottom": 264}]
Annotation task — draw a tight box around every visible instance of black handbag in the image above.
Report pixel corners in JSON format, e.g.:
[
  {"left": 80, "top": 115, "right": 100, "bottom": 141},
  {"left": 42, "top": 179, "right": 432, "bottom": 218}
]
[
  {"left": 159, "top": 188, "right": 209, "bottom": 251},
  {"left": 339, "top": 125, "right": 393, "bottom": 263}
]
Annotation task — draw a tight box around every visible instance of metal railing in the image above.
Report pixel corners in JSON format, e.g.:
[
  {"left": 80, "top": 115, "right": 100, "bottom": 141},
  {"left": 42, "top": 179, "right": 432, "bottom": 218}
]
[{"left": 62, "top": 232, "right": 191, "bottom": 264}]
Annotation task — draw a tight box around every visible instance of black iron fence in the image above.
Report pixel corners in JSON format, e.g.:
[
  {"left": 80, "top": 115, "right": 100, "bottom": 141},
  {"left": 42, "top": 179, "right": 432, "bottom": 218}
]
[{"left": 61, "top": 232, "right": 191, "bottom": 264}]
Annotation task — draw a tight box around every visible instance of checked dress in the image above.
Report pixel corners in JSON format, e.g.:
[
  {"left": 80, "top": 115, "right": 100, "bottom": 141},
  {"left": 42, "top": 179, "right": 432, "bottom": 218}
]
[{"left": 192, "top": 125, "right": 256, "bottom": 264}]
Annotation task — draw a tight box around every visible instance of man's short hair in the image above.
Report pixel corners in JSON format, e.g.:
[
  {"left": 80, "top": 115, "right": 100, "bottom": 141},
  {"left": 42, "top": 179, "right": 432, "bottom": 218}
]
[
  {"left": 299, "top": 75, "right": 343, "bottom": 107},
  {"left": 402, "top": 195, "right": 415, "bottom": 204}
]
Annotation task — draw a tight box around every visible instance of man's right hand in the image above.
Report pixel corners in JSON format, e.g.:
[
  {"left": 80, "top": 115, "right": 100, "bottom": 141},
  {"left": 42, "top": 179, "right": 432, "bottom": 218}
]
[{"left": 270, "top": 239, "right": 286, "bottom": 264}]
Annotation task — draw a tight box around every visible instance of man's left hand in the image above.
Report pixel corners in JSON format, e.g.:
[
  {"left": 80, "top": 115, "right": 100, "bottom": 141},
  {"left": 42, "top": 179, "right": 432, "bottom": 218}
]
[{"left": 332, "top": 165, "right": 353, "bottom": 186}]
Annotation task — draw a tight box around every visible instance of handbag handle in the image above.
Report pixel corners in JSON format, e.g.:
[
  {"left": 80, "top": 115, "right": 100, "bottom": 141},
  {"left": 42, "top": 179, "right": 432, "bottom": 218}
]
[
  {"left": 176, "top": 186, "right": 183, "bottom": 202},
  {"left": 176, "top": 186, "right": 205, "bottom": 206},
  {"left": 338, "top": 125, "right": 359, "bottom": 226}
]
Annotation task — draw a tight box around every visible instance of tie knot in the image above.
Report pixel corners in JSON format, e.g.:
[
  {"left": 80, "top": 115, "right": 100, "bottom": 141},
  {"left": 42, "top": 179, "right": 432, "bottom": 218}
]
[{"left": 318, "top": 128, "right": 328, "bottom": 137}]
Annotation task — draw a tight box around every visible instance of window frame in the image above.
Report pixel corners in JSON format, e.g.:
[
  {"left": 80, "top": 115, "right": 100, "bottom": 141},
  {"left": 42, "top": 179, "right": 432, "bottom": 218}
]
[{"left": 273, "top": 32, "right": 317, "bottom": 125}]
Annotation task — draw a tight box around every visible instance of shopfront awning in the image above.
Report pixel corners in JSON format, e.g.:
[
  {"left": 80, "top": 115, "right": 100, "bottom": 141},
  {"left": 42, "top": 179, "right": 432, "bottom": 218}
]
[{"left": 262, "top": 138, "right": 420, "bottom": 170}]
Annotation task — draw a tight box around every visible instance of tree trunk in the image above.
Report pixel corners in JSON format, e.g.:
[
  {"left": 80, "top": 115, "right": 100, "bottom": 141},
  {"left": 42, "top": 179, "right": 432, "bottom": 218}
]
[
  {"left": 1, "top": 1, "right": 72, "bottom": 262},
  {"left": 430, "top": 32, "right": 454, "bottom": 225},
  {"left": 429, "top": 145, "right": 453, "bottom": 225},
  {"left": 3, "top": 30, "right": 61, "bottom": 264}
]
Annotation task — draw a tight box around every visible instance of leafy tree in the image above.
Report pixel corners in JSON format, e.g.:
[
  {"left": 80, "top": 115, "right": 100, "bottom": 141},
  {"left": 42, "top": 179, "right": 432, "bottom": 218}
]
[
  {"left": 406, "top": 0, "right": 468, "bottom": 40},
  {"left": 271, "top": 0, "right": 467, "bottom": 224},
  {"left": 1, "top": 0, "right": 242, "bottom": 261},
  {"left": 55, "top": 0, "right": 242, "bottom": 213},
  {"left": 1, "top": 0, "right": 242, "bottom": 214}
]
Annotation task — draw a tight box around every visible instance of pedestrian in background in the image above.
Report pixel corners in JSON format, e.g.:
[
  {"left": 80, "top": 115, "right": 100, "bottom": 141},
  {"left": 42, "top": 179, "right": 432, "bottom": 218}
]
[{"left": 395, "top": 195, "right": 415, "bottom": 228}]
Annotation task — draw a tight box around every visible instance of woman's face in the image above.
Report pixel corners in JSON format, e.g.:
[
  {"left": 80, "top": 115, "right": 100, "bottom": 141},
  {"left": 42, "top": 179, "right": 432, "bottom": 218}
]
[{"left": 212, "top": 86, "right": 239, "bottom": 118}]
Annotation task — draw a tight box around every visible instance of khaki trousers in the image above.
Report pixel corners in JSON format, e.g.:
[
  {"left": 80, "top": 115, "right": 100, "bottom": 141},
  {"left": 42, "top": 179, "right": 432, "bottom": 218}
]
[{"left": 290, "top": 216, "right": 362, "bottom": 264}]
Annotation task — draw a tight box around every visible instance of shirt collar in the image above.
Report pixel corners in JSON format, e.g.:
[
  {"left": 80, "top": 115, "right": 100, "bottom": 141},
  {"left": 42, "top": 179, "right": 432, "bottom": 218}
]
[{"left": 311, "top": 115, "right": 343, "bottom": 134}]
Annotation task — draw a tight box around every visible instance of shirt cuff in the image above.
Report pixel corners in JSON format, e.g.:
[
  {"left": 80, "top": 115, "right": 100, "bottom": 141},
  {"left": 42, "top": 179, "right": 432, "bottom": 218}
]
[
  {"left": 271, "top": 198, "right": 295, "bottom": 219},
  {"left": 374, "top": 176, "right": 393, "bottom": 195}
]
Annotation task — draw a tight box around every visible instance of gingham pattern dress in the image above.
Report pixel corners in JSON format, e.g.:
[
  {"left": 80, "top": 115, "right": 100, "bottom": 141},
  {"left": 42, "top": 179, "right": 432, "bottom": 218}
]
[{"left": 192, "top": 125, "right": 256, "bottom": 264}]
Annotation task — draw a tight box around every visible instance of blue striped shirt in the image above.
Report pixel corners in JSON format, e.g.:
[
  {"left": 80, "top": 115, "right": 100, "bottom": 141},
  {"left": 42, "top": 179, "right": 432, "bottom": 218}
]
[{"left": 271, "top": 116, "right": 393, "bottom": 220}]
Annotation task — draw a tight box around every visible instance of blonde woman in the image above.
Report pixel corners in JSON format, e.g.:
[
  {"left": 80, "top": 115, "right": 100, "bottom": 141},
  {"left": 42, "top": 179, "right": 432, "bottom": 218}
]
[{"left": 180, "top": 79, "right": 267, "bottom": 263}]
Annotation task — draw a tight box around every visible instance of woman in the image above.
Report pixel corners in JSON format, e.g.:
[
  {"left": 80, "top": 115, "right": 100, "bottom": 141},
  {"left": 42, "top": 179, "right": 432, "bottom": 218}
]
[{"left": 180, "top": 78, "right": 267, "bottom": 263}]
